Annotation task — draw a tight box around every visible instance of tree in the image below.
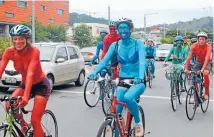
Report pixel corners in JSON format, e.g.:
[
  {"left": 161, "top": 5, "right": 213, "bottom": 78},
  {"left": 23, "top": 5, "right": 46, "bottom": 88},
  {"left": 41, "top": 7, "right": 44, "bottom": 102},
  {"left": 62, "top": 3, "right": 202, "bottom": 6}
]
[
  {"left": 160, "top": 37, "right": 174, "bottom": 44},
  {"left": 73, "top": 23, "right": 94, "bottom": 48},
  {"left": 22, "top": 19, "right": 67, "bottom": 42},
  {"left": 0, "top": 38, "right": 11, "bottom": 60},
  {"left": 166, "top": 29, "right": 181, "bottom": 37}
]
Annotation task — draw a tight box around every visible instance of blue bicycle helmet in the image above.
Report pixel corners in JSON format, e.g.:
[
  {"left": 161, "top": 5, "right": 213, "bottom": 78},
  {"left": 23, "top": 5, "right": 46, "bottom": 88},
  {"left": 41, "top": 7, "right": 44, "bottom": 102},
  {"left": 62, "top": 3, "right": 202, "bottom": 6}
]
[
  {"left": 175, "top": 36, "right": 184, "bottom": 42},
  {"left": 10, "top": 25, "right": 31, "bottom": 38}
]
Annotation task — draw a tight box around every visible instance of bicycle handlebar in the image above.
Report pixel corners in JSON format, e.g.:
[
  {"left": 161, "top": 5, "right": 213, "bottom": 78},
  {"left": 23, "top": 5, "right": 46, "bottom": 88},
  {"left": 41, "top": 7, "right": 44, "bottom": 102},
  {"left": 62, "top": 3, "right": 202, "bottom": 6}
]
[{"left": 0, "top": 96, "right": 29, "bottom": 114}]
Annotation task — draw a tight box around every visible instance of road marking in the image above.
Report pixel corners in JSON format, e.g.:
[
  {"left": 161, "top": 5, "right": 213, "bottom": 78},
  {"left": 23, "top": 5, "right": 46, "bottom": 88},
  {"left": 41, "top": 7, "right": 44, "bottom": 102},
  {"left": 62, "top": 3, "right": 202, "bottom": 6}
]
[{"left": 53, "top": 90, "right": 214, "bottom": 102}]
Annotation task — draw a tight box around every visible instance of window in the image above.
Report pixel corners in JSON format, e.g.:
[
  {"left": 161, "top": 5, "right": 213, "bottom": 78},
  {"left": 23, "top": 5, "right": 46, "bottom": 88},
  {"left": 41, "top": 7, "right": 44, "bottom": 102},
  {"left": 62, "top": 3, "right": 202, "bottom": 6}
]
[
  {"left": 67, "top": 47, "right": 78, "bottom": 59},
  {"left": 57, "top": 9, "right": 64, "bottom": 15},
  {"left": 5, "top": 12, "right": 14, "bottom": 18},
  {"left": 64, "top": 1, "right": 69, "bottom": 6},
  {"left": 0, "top": 0, "right": 4, "bottom": 4},
  {"left": 56, "top": 47, "right": 68, "bottom": 61},
  {"left": 0, "top": 26, "right": 4, "bottom": 34},
  {"left": 49, "top": 18, "right": 55, "bottom": 24},
  {"left": 41, "top": 5, "right": 45, "bottom": 11},
  {"left": 17, "top": 0, "right": 27, "bottom": 8}
]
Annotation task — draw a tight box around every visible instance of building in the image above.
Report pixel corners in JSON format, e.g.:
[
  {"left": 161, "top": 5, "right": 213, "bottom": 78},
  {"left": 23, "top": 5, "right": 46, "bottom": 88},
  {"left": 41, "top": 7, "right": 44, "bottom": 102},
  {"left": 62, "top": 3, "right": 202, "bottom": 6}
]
[
  {"left": 0, "top": 0, "right": 69, "bottom": 37},
  {"left": 73, "top": 23, "right": 109, "bottom": 37}
]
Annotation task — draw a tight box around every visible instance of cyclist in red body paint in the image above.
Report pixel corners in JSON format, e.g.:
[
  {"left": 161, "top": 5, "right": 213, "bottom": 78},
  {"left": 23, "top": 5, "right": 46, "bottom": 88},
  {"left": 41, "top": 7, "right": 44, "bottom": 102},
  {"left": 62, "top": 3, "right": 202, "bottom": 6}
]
[
  {"left": 101, "top": 21, "right": 120, "bottom": 79},
  {"left": 0, "top": 25, "right": 51, "bottom": 137}
]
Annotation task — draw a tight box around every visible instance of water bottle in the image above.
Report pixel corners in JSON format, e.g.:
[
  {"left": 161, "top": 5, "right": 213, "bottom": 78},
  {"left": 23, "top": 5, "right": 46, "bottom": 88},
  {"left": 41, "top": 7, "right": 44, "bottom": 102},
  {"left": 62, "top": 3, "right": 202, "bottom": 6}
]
[
  {"left": 196, "top": 76, "right": 201, "bottom": 83},
  {"left": 118, "top": 114, "right": 126, "bottom": 134}
]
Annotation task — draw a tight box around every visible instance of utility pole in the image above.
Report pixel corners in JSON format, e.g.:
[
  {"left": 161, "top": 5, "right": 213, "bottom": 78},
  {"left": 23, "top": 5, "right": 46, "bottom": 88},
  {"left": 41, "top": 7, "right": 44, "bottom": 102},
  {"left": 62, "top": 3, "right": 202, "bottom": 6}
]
[
  {"left": 108, "top": 5, "right": 110, "bottom": 24},
  {"left": 163, "top": 23, "right": 166, "bottom": 38},
  {"left": 177, "top": 27, "right": 179, "bottom": 36},
  {"left": 144, "top": 14, "right": 146, "bottom": 35},
  {"left": 185, "top": 28, "right": 186, "bottom": 36},
  {"left": 32, "top": 0, "right": 35, "bottom": 43}
]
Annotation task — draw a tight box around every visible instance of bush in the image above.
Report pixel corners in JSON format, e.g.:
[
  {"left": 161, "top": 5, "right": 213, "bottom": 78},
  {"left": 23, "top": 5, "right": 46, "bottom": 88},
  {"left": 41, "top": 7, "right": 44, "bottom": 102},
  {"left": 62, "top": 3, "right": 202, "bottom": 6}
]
[{"left": 0, "top": 38, "right": 11, "bottom": 59}]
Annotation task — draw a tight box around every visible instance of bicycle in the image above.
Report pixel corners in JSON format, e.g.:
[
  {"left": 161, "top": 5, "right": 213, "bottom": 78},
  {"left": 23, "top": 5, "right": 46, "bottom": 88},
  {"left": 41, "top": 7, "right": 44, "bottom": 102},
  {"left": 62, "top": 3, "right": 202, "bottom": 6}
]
[
  {"left": 185, "top": 71, "right": 209, "bottom": 120},
  {"left": 84, "top": 65, "right": 114, "bottom": 110},
  {"left": 146, "top": 57, "right": 155, "bottom": 88},
  {"left": 0, "top": 96, "right": 58, "bottom": 137},
  {"left": 164, "top": 64, "right": 184, "bottom": 111},
  {"left": 97, "top": 78, "right": 150, "bottom": 137}
]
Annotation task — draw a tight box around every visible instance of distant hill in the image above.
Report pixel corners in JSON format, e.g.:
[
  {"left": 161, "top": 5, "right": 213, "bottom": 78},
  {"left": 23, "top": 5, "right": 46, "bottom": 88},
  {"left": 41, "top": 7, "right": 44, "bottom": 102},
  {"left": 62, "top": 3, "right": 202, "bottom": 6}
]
[
  {"left": 69, "top": 12, "right": 213, "bottom": 32},
  {"left": 68, "top": 12, "right": 109, "bottom": 26}
]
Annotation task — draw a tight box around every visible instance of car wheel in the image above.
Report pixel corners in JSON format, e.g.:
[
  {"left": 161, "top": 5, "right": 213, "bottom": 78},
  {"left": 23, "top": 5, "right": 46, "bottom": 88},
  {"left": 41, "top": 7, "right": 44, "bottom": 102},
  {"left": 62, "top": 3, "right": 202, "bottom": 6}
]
[
  {"left": 75, "top": 70, "right": 85, "bottom": 86},
  {"left": 0, "top": 87, "right": 9, "bottom": 92},
  {"left": 47, "top": 75, "right": 54, "bottom": 92}
]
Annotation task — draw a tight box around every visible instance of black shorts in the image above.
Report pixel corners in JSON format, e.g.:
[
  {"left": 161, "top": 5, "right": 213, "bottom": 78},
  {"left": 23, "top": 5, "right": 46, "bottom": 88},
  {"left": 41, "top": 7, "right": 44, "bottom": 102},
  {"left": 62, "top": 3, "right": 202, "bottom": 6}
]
[
  {"left": 19, "top": 77, "right": 51, "bottom": 99},
  {"left": 193, "top": 61, "right": 212, "bottom": 72}
]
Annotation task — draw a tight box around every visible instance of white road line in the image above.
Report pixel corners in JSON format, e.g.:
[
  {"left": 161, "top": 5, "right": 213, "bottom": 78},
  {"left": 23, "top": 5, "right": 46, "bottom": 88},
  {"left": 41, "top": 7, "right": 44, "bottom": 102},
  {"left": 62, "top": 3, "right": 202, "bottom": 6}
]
[{"left": 53, "top": 90, "right": 214, "bottom": 102}]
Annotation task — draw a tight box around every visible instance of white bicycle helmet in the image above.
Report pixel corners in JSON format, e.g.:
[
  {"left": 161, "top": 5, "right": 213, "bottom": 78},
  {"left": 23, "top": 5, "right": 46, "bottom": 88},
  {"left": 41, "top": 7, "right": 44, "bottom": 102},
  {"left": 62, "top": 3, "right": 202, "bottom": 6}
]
[{"left": 197, "top": 32, "right": 208, "bottom": 39}]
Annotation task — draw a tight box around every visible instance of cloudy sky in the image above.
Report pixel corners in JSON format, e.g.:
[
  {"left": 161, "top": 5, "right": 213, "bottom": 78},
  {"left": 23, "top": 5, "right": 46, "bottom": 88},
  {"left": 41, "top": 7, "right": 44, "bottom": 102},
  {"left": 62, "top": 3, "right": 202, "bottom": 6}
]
[{"left": 69, "top": 0, "right": 213, "bottom": 28}]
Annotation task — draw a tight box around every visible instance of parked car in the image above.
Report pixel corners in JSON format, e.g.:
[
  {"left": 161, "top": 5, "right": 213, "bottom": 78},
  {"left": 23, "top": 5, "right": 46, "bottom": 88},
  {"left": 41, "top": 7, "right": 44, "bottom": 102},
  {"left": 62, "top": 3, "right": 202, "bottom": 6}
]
[
  {"left": 0, "top": 42, "right": 86, "bottom": 92},
  {"left": 80, "top": 46, "right": 101, "bottom": 63},
  {"left": 156, "top": 44, "right": 173, "bottom": 61}
]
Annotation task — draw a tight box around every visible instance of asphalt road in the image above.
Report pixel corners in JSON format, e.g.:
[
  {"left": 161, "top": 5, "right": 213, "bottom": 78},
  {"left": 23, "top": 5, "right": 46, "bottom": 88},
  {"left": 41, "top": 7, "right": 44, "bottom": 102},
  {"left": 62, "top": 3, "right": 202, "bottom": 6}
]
[{"left": 0, "top": 61, "right": 213, "bottom": 137}]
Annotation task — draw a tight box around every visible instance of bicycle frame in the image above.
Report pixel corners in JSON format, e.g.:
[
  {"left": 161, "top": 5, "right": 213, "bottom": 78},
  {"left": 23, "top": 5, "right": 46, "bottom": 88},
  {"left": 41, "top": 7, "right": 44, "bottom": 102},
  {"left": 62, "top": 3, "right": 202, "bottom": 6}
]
[
  {"left": 109, "top": 88, "right": 132, "bottom": 137},
  {"left": 0, "top": 96, "right": 32, "bottom": 137}
]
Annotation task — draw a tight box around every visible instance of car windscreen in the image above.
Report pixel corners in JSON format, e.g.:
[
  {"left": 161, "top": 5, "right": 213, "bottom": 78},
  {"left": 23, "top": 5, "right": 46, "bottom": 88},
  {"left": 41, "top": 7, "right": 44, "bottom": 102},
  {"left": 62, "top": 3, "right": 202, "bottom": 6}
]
[
  {"left": 36, "top": 46, "right": 55, "bottom": 61},
  {"left": 158, "top": 44, "right": 172, "bottom": 50}
]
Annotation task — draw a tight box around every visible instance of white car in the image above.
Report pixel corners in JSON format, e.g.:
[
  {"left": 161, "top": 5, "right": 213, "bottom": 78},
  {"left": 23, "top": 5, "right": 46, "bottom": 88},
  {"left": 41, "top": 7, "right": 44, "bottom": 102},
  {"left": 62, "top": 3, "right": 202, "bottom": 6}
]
[
  {"left": 0, "top": 42, "right": 86, "bottom": 92},
  {"left": 156, "top": 44, "right": 173, "bottom": 61}
]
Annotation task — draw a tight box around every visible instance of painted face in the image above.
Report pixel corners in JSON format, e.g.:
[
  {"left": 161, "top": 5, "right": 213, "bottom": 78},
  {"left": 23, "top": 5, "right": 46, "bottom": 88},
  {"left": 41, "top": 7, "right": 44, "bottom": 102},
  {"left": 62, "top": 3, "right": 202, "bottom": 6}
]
[
  {"left": 147, "top": 40, "right": 153, "bottom": 46},
  {"left": 184, "top": 37, "right": 187, "bottom": 43},
  {"left": 176, "top": 40, "right": 183, "bottom": 47},
  {"left": 118, "top": 23, "right": 131, "bottom": 40},
  {"left": 12, "top": 36, "right": 27, "bottom": 51},
  {"left": 198, "top": 37, "right": 206, "bottom": 46},
  {"left": 100, "top": 32, "right": 107, "bottom": 40},
  {"left": 109, "top": 26, "right": 117, "bottom": 35}
]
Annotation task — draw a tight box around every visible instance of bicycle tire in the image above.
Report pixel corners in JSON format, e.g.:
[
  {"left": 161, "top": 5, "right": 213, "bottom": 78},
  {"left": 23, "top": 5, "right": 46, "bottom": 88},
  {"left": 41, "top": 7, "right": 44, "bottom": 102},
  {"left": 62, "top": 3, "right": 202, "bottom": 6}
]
[
  {"left": 0, "top": 124, "right": 17, "bottom": 137},
  {"left": 184, "top": 75, "right": 190, "bottom": 93},
  {"left": 185, "top": 86, "right": 197, "bottom": 120},
  {"left": 176, "top": 80, "right": 182, "bottom": 105},
  {"left": 148, "top": 68, "right": 152, "bottom": 88},
  {"left": 84, "top": 79, "right": 101, "bottom": 107},
  {"left": 96, "top": 119, "right": 114, "bottom": 137},
  {"left": 41, "top": 109, "right": 58, "bottom": 137},
  {"left": 128, "top": 105, "right": 145, "bottom": 137},
  {"left": 171, "top": 81, "right": 177, "bottom": 111},
  {"left": 101, "top": 83, "right": 114, "bottom": 116},
  {"left": 200, "top": 83, "right": 209, "bottom": 113}
]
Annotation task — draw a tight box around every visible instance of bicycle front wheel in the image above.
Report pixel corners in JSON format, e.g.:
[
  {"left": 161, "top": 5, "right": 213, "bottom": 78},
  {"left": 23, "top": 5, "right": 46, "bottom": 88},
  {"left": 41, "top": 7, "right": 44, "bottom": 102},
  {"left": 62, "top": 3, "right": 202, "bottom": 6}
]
[
  {"left": 41, "top": 110, "right": 58, "bottom": 137},
  {"left": 171, "top": 81, "right": 177, "bottom": 111},
  {"left": 102, "top": 82, "right": 114, "bottom": 116},
  {"left": 84, "top": 79, "right": 101, "bottom": 107},
  {"left": 148, "top": 68, "right": 152, "bottom": 88},
  {"left": 185, "top": 86, "right": 197, "bottom": 120},
  {"left": 96, "top": 120, "right": 115, "bottom": 137},
  {"left": 0, "top": 125, "right": 17, "bottom": 137}
]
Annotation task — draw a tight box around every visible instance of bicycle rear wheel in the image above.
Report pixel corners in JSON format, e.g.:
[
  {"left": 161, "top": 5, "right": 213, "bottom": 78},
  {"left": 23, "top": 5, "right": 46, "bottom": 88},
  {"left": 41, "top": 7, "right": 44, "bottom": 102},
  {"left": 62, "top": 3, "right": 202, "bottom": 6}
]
[
  {"left": 171, "top": 81, "right": 177, "bottom": 111},
  {"left": 41, "top": 110, "right": 58, "bottom": 137},
  {"left": 200, "top": 83, "right": 209, "bottom": 113},
  {"left": 185, "top": 86, "right": 197, "bottom": 120},
  {"left": 84, "top": 79, "right": 101, "bottom": 107},
  {"left": 96, "top": 120, "right": 115, "bottom": 137},
  {"left": 0, "top": 124, "right": 17, "bottom": 137},
  {"left": 128, "top": 106, "right": 145, "bottom": 137}
]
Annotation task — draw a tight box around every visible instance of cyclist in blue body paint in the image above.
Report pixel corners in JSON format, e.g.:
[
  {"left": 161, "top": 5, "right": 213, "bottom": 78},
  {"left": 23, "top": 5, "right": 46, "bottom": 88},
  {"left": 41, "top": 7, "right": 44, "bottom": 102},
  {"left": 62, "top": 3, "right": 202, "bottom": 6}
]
[
  {"left": 145, "top": 39, "right": 156, "bottom": 79},
  {"left": 88, "top": 30, "right": 108, "bottom": 66},
  {"left": 88, "top": 18, "right": 146, "bottom": 137}
]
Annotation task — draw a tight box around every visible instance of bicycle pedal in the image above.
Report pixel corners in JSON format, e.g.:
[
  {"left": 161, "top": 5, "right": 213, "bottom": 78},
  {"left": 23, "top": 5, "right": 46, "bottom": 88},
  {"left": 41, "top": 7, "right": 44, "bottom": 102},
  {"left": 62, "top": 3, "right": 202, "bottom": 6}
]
[{"left": 144, "top": 131, "right": 151, "bottom": 136}]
